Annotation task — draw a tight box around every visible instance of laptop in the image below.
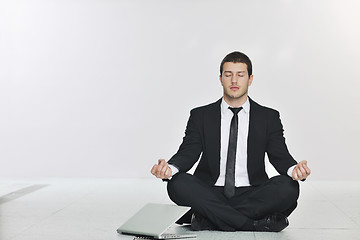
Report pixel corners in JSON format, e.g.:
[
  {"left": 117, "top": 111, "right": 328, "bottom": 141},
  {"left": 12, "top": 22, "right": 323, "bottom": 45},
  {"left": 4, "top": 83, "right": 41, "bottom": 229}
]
[{"left": 117, "top": 203, "right": 196, "bottom": 239}]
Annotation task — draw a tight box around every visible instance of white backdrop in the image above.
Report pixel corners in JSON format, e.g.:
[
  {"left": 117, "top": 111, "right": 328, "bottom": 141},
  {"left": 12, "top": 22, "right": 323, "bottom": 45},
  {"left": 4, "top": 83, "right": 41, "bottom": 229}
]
[{"left": 0, "top": 0, "right": 359, "bottom": 180}]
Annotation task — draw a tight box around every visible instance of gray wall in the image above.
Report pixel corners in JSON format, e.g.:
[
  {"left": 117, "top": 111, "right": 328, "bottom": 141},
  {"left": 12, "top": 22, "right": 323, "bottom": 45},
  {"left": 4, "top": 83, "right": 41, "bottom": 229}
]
[{"left": 1, "top": 0, "right": 359, "bottom": 180}]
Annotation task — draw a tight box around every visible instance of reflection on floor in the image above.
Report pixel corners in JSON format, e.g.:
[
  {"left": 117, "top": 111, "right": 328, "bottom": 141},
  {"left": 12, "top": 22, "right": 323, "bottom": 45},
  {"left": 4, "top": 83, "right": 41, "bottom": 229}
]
[{"left": 0, "top": 178, "right": 359, "bottom": 240}]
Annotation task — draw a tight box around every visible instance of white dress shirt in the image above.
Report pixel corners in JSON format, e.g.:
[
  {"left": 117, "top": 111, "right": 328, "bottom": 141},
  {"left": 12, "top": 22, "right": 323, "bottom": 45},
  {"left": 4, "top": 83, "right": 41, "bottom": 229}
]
[{"left": 215, "top": 98, "right": 251, "bottom": 187}]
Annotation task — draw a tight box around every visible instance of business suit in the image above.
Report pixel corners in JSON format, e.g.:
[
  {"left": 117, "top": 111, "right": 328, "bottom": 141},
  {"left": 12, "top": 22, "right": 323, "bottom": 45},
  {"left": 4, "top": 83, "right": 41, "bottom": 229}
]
[{"left": 167, "top": 97, "right": 300, "bottom": 230}]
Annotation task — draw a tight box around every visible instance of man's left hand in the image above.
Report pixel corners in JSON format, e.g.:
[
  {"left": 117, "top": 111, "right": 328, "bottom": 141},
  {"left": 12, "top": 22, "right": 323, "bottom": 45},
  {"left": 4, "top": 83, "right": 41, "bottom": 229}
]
[{"left": 292, "top": 160, "right": 311, "bottom": 181}]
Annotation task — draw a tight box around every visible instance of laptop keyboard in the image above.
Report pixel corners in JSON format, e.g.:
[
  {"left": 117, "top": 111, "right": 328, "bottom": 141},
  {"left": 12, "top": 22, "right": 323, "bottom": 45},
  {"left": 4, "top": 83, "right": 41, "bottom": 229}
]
[
  {"left": 162, "top": 234, "right": 183, "bottom": 239},
  {"left": 133, "top": 234, "right": 195, "bottom": 239}
]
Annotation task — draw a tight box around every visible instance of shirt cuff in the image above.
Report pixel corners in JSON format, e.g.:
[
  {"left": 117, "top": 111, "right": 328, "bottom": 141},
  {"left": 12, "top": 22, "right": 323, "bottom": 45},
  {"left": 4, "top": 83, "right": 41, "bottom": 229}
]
[
  {"left": 169, "top": 164, "right": 179, "bottom": 178},
  {"left": 287, "top": 165, "right": 296, "bottom": 178}
]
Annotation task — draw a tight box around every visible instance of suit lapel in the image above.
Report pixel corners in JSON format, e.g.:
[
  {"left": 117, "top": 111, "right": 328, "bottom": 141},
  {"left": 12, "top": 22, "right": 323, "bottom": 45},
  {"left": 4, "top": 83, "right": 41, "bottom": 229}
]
[
  {"left": 204, "top": 98, "right": 222, "bottom": 179},
  {"left": 247, "top": 98, "right": 256, "bottom": 161},
  {"left": 247, "top": 97, "right": 262, "bottom": 183}
]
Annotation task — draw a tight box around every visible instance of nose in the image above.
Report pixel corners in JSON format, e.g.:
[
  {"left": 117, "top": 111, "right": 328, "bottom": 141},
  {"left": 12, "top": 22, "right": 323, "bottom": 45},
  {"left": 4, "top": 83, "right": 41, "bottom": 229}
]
[{"left": 231, "top": 75, "right": 238, "bottom": 83}]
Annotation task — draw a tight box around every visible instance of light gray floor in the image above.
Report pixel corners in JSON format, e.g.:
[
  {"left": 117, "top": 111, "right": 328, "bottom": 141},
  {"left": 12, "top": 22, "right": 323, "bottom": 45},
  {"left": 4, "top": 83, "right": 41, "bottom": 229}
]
[{"left": 1, "top": 178, "right": 359, "bottom": 240}]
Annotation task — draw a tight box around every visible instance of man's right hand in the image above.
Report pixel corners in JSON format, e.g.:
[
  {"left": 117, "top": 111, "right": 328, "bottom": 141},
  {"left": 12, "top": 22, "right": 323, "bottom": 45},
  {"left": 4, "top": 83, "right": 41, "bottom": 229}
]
[{"left": 151, "top": 159, "right": 172, "bottom": 179}]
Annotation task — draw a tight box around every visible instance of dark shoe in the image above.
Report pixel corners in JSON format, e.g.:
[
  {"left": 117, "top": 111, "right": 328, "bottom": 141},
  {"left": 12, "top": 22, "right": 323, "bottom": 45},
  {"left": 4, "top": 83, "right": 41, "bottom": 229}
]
[
  {"left": 253, "top": 213, "right": 289, "bottom": 232},
  {"left": 176, "top": 210, "right": 193, "bottom": 225},
  {"left": 190, "top": 213, "right": 217, "bottom": 231}
]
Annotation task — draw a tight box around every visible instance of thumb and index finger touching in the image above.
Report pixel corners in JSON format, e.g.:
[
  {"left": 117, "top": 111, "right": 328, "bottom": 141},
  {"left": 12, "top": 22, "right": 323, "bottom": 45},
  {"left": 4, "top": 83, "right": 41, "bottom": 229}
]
[{"left": 296, "top": 160, "right": 311, "bottom": 176}]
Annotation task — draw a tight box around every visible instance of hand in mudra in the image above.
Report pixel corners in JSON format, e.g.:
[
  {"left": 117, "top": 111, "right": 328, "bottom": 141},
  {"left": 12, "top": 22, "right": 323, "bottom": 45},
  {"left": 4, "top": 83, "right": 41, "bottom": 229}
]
[{"left": 151, "top": 159, "right": 172, "bottom": 179}]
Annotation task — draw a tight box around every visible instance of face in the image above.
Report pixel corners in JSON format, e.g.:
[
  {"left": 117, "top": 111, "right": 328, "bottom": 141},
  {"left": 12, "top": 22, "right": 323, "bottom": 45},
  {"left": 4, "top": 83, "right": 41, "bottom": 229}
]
[{"left": 219, "top": 62, "right": 253, "bottom": 104}]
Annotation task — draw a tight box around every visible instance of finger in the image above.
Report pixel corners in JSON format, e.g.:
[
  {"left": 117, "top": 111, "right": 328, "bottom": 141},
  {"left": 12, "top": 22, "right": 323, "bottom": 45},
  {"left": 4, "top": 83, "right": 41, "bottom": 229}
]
[
  {"left": 303, "top": 165, "right": 311, "bottom": 175},
  {"left": 165, "top": 167, "right": 172, "bottom": 178},
  {"left": 158, "top": 159, "right": 166, "bottom": 166},
  {"left": 158, "top": 166, "right": 170, "bottom": 179},
  {"left": 292, "top": 169, "right": 298, "bottom": 180},
  {"left": 154, "top": 165, "right": 164, "bottom": 177},
  {"left": 156, "top": 166, "right": 164, "bottom": 176},
  {"left": 160, "top": 165, "right": 168, "bottom": 177},
  {"left": 151, "top": 164, "right": 158, "bottom": 175},
  {"left": 296, "top": 168, "right": 303, "bottom": 179},
  {"left": 299, "top": 165, "right": 307, "bottom": 175},
  {"left": 299, "top": 166, "right": 310, "bottom": 180},
  {"left": 299, "top": 161, "right": 311, "bottom": 176},
  {"left": 298, "top": 160, "right": 307, "bottom": 165}
]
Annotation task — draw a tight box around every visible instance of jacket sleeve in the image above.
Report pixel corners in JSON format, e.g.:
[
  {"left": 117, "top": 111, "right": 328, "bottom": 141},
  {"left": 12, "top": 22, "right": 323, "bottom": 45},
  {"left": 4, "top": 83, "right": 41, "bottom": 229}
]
[
  {"left": 266, "top": 110, "right": 297, "bottom": 175},
  {"left": 168, "top": 109, "right": 203, "bottom": 173}
]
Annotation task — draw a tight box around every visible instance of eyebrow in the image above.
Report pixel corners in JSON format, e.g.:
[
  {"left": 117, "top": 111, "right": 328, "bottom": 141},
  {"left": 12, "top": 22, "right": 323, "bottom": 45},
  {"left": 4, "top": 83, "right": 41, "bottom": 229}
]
[{"left": 224, "top": 71, "right": 246, "bottom": 74}]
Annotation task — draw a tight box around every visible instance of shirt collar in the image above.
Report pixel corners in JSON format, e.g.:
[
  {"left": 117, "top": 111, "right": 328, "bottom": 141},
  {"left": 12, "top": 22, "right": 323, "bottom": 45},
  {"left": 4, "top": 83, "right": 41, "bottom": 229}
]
[{"left": 221, "top": 97, "right": 250, "bottom": 115}]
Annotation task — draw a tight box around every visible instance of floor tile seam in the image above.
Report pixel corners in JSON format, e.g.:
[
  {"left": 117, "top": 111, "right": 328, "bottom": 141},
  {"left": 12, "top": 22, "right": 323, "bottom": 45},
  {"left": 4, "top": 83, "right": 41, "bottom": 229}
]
[
  {"left": 296, "top": 198, "right": 360, "bottom": 228},
  {"left": 341, "top": 214, "right": 360, "bottom": 229},
  {"left": 252, "top": 231, "right": 257, "bottom": 240},
  {"left": 289, "top": 226, "right": 360, "bottom": 230},
  {"left": 327, "top": 199, "right": 360, "bottom": 228},
  {"left": 307, "top": 181, "right": 331, "bottom": 200},
  {"left": 2, "top": 209, "right": 70, "bottom": 240},
  {"left": 326, "top": 197, "right": 360, "bottom": 228}
]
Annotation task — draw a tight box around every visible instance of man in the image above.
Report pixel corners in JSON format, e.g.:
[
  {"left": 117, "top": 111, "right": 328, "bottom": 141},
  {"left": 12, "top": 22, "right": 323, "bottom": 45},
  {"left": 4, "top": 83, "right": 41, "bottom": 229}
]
[{"left": 151, "top": 51, "right": 311, "bottom": 232}]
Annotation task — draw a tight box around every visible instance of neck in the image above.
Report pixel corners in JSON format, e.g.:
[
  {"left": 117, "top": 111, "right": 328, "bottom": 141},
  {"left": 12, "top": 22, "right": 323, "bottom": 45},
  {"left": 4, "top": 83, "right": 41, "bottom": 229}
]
[{"left": 223, "top": 94, "right": 248, "bottom": 108}]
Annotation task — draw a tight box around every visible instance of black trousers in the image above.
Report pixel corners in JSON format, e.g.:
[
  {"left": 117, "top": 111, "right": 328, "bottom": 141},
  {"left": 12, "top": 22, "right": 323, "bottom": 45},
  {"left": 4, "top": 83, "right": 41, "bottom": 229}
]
[{"left": 167, "top": 173, "right": 300, "bottom": 231}]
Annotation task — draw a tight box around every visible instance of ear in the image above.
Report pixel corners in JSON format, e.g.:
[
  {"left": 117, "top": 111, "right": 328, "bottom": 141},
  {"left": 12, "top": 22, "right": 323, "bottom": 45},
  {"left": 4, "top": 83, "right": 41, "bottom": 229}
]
[
  {"left": 248, "top": 75, "right": 254, "bottom": 86},
  {"left": 219, "top": 75, "right": 223, "bottom": 85}
]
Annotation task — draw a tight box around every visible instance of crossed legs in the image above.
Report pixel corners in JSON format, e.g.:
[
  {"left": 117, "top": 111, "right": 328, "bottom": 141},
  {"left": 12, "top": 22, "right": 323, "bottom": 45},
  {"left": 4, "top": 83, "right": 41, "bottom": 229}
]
[{"left": 167, "top": 173, "right": 299, "bottom": 231}]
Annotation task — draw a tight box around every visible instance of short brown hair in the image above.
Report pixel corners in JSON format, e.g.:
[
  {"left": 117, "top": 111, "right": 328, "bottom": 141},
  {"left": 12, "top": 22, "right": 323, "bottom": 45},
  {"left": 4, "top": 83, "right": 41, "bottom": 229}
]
[{"left": 220, "top": 51, "right": 252, "bottom": 77}]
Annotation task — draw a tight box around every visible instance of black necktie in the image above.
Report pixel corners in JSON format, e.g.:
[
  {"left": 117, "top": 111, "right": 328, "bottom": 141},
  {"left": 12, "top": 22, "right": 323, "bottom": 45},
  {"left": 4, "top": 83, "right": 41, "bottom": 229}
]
[{"left": 224, "top": 106, "right": 243, "bottom": 198}]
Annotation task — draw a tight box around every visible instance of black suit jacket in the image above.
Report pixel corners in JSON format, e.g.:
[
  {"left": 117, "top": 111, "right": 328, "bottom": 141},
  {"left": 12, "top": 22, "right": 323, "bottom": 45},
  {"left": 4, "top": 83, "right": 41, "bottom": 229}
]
[{"left": 168, "top": 97, "right": 297, "bottom": 186}]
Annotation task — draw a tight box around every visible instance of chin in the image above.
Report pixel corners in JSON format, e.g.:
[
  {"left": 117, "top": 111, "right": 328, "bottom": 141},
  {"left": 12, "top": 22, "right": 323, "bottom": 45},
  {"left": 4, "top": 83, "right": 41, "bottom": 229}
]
[
  {"left": 224, "top": 90, "right": 245, "bottom": 100},
  {"left": 229, "top": 94, "right": 242, "bottom": 99}
]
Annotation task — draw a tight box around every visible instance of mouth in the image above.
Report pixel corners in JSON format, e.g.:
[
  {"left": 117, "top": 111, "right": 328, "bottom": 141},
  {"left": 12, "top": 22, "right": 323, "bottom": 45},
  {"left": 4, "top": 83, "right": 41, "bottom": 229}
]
[{"left": 230, "top": 86, "right": 239, "bottom": 90}]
